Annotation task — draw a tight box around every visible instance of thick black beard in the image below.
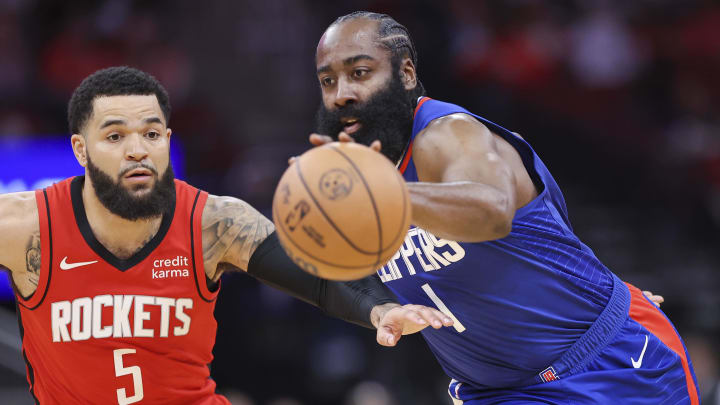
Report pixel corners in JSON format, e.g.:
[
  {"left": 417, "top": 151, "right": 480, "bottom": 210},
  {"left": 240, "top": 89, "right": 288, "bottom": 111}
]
[
  {"left": 315, "top": 69, "right": 415, "bottom": 164},
  {"left": 86, "top": 155, "right": 176, "bottom": 221}
]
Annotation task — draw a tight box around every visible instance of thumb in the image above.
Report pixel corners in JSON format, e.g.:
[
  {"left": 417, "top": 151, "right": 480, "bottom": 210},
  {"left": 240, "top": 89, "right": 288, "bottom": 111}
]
[{"left": 377, "top": 325, "right": 401, "bottom": 347}]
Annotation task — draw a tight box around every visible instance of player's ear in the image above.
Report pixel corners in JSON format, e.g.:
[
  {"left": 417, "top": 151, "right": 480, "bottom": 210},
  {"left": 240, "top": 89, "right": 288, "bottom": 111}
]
[
  {"left": 399, "top": 57, "right": 417, "bottom": 91},
  {"left": 71, "top": 134, "right": 88, "bottom": 167},
  {"left": 166, "top": 128, "right": 172, "bottom": 140}
]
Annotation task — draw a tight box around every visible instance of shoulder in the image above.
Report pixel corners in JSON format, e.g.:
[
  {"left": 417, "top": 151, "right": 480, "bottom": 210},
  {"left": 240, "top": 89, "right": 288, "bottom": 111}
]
[
  {"left": 0, "top": 191, "right": 39, "bottom": 234},
  {"left": 413, "top": 113, "right": 497, "bottom": 179},
  {"left": 0, "top": 190, "right": 37, "bottom": 210},
  {"left": 415, "top": 113, "right": 494, "bottom": 153},
  {"left": 200, "top": 194, "right": 274, "bottom": 275},
  {"left": 0, "top": 191, "right": 39, "bottom": 273},
  {"left": 202, "top": 195, "right": 269, "bottom": 223}
]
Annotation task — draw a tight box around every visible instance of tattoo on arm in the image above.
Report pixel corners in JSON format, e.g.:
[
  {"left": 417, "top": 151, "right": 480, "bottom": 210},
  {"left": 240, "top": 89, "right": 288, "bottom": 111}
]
[
  {"left": 202, "top": 197, "right": 273, "bottom": 280},
  {"left": 25, "top": 232, "right": 41, "bottom": 286}
]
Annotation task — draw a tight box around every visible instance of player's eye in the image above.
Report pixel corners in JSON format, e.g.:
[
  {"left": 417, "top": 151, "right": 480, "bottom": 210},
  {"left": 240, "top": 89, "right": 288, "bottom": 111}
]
[
  {"left": 146, "top": 131, "right": 160, "bottom": 139},
  {"left": 320, "top": 77, "right": 335, "bottom": 87},
  {"left": 352, "top": 69, "right": 369, "bottom": 78},
  {"left": 107, "top": 133, "right": 121, "bottom": 142}
]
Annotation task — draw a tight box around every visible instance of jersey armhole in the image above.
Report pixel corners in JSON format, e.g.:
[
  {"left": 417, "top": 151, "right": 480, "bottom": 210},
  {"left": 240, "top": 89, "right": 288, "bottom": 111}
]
[
  {"left": 190, "top": 190, "right": 219, "bottom": 302},
  {"left": 16, "top": 189, "right": 53, "bottom": 309}
]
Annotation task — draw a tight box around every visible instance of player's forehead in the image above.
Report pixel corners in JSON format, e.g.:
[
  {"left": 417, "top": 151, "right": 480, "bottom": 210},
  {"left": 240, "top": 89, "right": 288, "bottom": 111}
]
[
  {"left": 316, "top": 18, "right": 387, "bottom": 68},
  {"left": 88, "top": 95, "right": 165, "bottom": 128}
]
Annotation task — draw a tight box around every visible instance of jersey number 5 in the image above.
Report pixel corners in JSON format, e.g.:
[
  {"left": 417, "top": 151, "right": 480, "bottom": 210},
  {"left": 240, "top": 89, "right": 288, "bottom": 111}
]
[{"left": 113, "top": 348, "right": 144, "bottom": 405}]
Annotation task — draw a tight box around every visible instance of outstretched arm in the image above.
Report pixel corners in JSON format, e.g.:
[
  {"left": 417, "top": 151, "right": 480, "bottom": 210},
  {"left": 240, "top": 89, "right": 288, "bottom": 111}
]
[
  {"left": 308, "top": 115, "right": 537, "bottom": 243},
  {"left": 201, "top": 195, "right": 452, "bottom": 331}
]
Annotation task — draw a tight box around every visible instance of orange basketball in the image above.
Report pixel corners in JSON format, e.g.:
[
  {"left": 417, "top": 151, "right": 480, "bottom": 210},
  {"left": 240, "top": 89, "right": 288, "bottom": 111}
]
[{"left": 272, "top": 142, "right": 412, "bottom": 281}]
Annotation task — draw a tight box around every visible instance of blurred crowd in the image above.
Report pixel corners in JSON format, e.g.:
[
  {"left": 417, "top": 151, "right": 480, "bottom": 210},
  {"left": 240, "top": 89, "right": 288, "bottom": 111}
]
[{"left": 1, "top": 0, "right": 719, "bottom": 403}]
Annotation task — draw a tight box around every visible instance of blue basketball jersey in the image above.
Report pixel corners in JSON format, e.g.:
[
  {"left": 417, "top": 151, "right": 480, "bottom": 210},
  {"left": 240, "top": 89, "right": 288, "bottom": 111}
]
[{"left": 377, "top": 98, "right": 617, "bottom": 389}]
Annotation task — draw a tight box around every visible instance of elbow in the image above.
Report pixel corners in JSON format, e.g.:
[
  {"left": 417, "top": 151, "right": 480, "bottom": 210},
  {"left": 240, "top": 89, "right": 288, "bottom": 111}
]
[
  {"left": 489, "top": 214, "right": 513, "bottom": 239},
  {"left": 459, "top": 214, "right": 511, "bottom": 242},
  {"left": 458, "top": 203, "right": 513, "bottom": 242},
  {"left": 486, "top": 194, "right": 514, "bottom": 240}
]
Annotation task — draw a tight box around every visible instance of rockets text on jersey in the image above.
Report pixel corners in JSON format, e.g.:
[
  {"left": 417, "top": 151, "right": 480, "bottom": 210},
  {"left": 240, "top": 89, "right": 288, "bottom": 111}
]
[{"left": 15, "top": 177, "right": 229, "bottom": 405}]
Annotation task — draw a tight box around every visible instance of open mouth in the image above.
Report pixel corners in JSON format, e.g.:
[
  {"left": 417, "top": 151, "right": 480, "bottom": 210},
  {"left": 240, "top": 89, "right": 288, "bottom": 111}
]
[{"left": 341, "top": 117, "right": 362, "bottom": 135}]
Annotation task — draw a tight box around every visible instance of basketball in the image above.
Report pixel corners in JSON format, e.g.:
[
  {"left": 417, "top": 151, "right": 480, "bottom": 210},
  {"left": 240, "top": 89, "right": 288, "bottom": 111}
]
[{"left": 272, "top": 142, "right": 412, "bottom": 281}]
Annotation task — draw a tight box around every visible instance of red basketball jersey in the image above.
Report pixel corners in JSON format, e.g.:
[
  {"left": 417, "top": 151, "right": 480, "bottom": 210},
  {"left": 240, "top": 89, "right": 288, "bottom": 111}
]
[{"left": 15, "top": 177, "right": 230, "bottom": 405}]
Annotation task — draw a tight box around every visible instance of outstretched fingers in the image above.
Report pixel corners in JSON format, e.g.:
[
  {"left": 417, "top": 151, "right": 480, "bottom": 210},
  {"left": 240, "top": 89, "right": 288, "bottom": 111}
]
[{"left": 404, "top": 305, "right": 453, "bottom": 330}]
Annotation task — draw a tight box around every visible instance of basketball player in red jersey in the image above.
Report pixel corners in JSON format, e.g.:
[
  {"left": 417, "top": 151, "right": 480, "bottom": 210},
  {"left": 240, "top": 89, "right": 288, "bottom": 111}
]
[{"left": 0, "top": 66, "right": 453, "bottom": 404}]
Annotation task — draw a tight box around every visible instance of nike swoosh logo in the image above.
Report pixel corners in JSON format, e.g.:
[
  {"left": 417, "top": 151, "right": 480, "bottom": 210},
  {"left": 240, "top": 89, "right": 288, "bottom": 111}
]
[
  {"left": 631, "top": 334, "right": 649, "bottom": 369},
  {"left": 60, "top": 257, "right": 98, "bottom": 270}
]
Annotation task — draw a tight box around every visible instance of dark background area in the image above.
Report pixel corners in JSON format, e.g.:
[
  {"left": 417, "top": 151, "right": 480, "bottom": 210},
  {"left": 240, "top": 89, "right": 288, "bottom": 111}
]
[{"left": 0, "top": 0, "right": 719, "bottom": 404}]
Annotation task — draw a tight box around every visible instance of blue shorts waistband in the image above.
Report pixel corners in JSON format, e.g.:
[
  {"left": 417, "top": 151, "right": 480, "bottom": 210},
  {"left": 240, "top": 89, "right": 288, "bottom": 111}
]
[{"left": 520, "top": 273, "right": 631, "bottom": 386}]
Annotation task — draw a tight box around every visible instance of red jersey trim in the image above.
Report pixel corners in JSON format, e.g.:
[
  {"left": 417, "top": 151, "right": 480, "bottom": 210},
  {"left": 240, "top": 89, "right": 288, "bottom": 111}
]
[
  {"left": 414, "top": 96, "right": 431, "bottom": 119},
  {"left": 16, "top": 189, "right": 53, "bottom": 309},
  {"left": 190, "top": 190, "right": 217, "bottom": 302},
  {"left": 15, "top": 303, "right": 40, "bottom": 403},
  {"left": 398, "top": 140, "right": 414, "bottom": 175},
  {"left": 626, "top": 282, "right": 699, "bottom": 405},
  {"left": 398, "top": 97, "right": 432, "bottom": 175}
]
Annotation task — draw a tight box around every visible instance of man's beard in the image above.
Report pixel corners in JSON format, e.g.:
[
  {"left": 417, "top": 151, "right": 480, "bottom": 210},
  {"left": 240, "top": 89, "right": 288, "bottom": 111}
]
[
  {"left": 315, "top": 68, "right": 415, "bottom": 164},
  {"left": 86, "top": 155, "right": 176, "bottom": 221}
]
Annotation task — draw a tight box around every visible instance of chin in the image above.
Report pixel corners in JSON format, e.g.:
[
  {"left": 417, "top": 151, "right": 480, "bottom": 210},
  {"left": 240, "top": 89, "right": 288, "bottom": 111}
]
[{"left": 127, "top": 184, "right": 153, "bottom": 195}]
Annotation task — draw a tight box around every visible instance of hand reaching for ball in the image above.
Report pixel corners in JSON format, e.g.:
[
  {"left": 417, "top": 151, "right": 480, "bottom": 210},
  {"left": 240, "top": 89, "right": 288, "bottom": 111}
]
[
  {"left": 288, "top": 132, "right": 382, "bottom": 165},
  {"left": 372, "top": 303, "right": 454, "bottom": 347}
]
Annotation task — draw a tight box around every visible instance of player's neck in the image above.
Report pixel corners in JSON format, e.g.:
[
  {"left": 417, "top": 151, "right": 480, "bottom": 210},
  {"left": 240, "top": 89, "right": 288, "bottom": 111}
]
[{"left": 81, "top": 180, "right": 163, "bottom": 260}]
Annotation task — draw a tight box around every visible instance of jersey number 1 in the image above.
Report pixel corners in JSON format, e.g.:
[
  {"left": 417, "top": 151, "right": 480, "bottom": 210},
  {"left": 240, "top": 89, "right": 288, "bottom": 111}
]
[
  {"left": 113, "top": 349, "right": 144, "bottom": 405},
  {"left": 421, "top": 283, "right": 466, "bottom": 333}
]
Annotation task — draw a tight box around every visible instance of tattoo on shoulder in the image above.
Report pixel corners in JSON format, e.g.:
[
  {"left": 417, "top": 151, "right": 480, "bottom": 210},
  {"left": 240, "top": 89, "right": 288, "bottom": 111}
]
[
  {"left": 25, "top": 231, "right": 41, "bottom": 286},
  {"left": 202, "top": 196, "right": 273, "bottom": 278}
]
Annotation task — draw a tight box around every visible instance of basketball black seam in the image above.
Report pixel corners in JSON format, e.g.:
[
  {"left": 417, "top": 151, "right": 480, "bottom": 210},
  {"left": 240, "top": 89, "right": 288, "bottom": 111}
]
[
  {"left": 328, "top": 145, "right": 384, "bottom": 270},
  {"left": 327, "top": 148, "right": 408, "bottom": 254},
  {"left": 293, "top": 153, "right": 380, "bottom": 255},
  {"left": 272, "top": 198, "right": 380, "bottom": 269}
]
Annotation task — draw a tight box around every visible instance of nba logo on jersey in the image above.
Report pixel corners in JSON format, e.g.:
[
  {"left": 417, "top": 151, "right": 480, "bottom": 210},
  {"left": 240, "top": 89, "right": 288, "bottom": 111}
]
[{"left": 539, "top": 366, "right": 559, "bottom": 382}]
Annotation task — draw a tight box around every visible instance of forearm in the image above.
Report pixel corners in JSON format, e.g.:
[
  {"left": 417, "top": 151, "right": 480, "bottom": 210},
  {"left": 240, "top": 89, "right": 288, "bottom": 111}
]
[
  {"left": 246, "top": 232, "right": 397, "bottom": 328},
  {"left": 408, "top": 181, "right": 513, "bottom": 242}
]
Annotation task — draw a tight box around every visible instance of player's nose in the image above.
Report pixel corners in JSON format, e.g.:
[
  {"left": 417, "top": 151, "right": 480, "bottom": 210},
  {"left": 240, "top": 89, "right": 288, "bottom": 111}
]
[
  {"left": 124, "top": 133, "right": 149, "bottom": 161},
  {"left": 334, "top": 78, "right": 358, "bottom": 108}
]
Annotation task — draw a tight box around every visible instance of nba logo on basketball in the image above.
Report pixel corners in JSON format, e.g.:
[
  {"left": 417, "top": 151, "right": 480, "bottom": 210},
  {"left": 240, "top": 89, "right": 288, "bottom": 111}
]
[{"left": 539, "top": 366, "right": 559, "bottom": 383}]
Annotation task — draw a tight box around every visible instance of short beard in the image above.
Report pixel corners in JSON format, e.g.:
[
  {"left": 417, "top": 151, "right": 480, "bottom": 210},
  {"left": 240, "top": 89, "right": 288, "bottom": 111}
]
[
  {"left": 86, "top": 155, "right": 176, "bottom": 221},
  {"left": 315, "top": 62, "right": 415, "bottom": 164}
]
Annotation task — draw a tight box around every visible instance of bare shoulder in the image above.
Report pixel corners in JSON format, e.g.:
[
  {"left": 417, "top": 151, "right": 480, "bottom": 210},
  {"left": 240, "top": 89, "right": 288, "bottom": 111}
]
[
  {"left": 416, "top": 113, "right": 492, "bottom": 149},
  {"left": 0, "top": 191, "right": 38, "bottom": 215},
  {"left": 0, "top": 192, "right": 40, "bottom": 266},
  {"left": 413, "top": 113, "right": 496, "bottom": 181},
  {"left": 201, "top": 194, "right": 274, "bottom": 279},
  {"left": 0, "top": 192, "right": 41, "bottom": 298}
]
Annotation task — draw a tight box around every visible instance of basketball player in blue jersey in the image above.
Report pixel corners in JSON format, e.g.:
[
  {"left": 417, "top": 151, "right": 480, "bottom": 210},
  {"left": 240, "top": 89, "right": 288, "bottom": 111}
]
[{"left": 308, "top": 11, "right": 700, "bottom": 404}]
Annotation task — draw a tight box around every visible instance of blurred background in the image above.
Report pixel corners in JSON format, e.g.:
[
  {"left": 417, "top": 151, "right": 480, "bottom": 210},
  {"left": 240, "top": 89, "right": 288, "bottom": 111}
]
[{"left": 1, "top": 0, "right": 719, "bottom": 404}]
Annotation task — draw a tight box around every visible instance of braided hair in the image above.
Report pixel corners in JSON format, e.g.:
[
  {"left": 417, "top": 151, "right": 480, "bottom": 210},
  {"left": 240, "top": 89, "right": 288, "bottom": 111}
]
[{"left": 331, "top": 11, "right": 426, "bottom": 102}]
